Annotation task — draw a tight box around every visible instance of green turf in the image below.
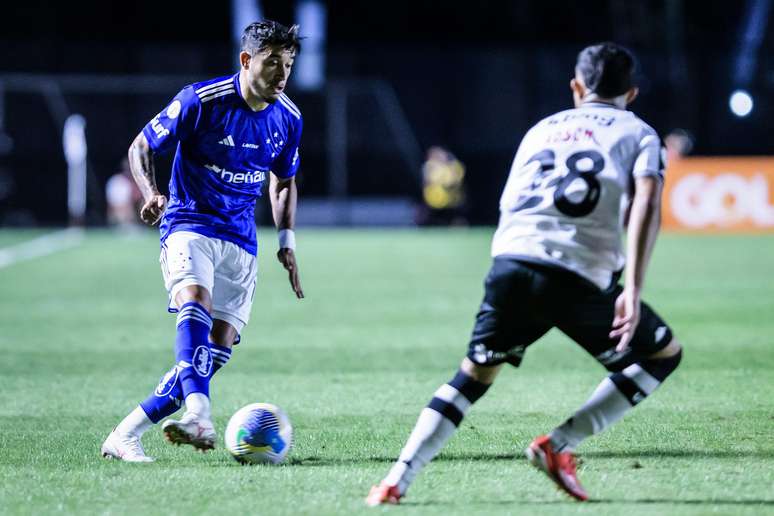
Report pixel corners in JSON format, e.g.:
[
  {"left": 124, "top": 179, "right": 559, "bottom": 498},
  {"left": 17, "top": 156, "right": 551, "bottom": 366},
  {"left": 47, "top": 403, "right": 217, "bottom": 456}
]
[
  {"left": 0, "top": 228, "right": 772, "bottom": 515},
  {"left": 0, "top": 228, "right": 51, "bottom": 247}
]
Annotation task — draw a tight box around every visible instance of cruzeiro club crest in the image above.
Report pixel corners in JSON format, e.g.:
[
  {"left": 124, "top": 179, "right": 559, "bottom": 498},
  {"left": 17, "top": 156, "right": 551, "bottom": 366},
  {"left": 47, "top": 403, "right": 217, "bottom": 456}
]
[{"left": 193, "top": 346, "right": 213, "bottom": 377}]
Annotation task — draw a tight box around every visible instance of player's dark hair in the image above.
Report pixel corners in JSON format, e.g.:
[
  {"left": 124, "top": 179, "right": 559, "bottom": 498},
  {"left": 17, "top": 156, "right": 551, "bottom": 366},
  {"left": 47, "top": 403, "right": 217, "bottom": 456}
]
[
  {"left": 241, "top": 20, "right": 302, "bottom": 55},
  {"left": 575, "top": 42, "right": 636, "bottom": 98}
]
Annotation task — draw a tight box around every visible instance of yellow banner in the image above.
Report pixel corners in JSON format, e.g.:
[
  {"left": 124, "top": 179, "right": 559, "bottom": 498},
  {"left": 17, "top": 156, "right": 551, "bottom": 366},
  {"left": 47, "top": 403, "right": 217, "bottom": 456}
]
[{"left": 662, "top": 157, "right": 774, "bottom": 232}]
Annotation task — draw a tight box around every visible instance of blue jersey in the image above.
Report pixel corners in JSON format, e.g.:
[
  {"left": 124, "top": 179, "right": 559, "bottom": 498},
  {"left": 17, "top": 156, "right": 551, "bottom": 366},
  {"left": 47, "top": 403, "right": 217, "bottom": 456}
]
[{"left": 142, "top": 73, "right": 302, "bottom": 255}]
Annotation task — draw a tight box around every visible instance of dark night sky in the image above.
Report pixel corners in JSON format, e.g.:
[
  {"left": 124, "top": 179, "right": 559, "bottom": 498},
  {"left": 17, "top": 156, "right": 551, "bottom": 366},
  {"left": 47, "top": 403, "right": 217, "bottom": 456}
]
[{"left": 0, "top": 1, "right": 754, "bottom": 51}]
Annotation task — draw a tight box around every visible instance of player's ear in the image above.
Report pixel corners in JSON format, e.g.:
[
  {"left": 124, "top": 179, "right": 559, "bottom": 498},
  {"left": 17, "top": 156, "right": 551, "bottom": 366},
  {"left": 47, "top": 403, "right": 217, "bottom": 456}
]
[
  {"left": 625, "top": 87, "right": 639, "bottom": 105},
  {"left": 239, "top": 51, "right": 252, "bottom": 70},
  {"left": 570, "top": 78, "right": 585, "bottom": 106}
]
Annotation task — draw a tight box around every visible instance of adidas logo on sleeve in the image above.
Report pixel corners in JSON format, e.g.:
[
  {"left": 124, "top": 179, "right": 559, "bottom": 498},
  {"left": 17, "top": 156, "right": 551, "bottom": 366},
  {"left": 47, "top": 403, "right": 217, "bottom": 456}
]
[{"left": 218, "top": 135, "right": 235, "bottom": 147}]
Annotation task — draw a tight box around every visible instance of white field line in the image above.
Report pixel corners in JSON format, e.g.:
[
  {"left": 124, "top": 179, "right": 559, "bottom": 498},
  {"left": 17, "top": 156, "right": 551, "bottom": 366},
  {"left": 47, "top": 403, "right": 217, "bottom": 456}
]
[{"left": 0, "top": 228, "right": 85, "bottom": 269}]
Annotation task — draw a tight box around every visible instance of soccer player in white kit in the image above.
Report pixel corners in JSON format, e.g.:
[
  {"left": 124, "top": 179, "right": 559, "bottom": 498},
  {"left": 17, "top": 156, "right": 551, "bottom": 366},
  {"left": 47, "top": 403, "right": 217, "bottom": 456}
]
[{"left": 368, "top": 43, "right": 683, "bottom": 504}]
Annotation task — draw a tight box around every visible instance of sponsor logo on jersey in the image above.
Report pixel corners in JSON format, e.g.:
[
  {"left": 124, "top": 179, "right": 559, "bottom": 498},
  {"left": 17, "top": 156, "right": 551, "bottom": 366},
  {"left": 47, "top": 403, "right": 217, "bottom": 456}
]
[
  {"left": 205, "top": 163, "right": 266, "bottom": 184},
  {"left": 150, "top": 115, "right": 169, "bottom": 139},
  {"left": 218, "top": 135, "right": 236, "bottom": 147},
  {"left": 166, "top": 100, "right": 182, "bottom": 119},
  {"left": 242, "top": 142, "right": 260, "bottom": 149}
]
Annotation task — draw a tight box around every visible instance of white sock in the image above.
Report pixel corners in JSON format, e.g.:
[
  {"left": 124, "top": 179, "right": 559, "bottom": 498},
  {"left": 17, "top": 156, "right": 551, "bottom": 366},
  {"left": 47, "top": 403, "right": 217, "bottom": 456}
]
[
  {"left": 550, "top": 363, "right": 662, "bottom": 452},
  {"left": 115, "top": 406, "right": 153, "bottom": 438},
  {"left": 384, "top": 382, "right": 477, "bottom": 494},
  {"left": 184, "top": 392, "right": 211, "bottom": 419}
]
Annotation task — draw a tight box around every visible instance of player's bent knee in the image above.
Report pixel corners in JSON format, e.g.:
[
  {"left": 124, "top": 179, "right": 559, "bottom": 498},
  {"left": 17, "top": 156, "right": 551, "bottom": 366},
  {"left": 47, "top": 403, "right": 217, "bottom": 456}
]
[
  {"left": 175, "top": 285, "right": 212, "bottom": 311},
  {"left": 641, "top": 341, "right": 682, "bottom": 382},
  {"left": 460, "top": 357, "right": 502, "bottom": 385},
  {"left": 210, "top": 319, "right": 238, "bottom": 349},
  {"left": 648, "top": 338, "right": 682, "bottom": 359}
]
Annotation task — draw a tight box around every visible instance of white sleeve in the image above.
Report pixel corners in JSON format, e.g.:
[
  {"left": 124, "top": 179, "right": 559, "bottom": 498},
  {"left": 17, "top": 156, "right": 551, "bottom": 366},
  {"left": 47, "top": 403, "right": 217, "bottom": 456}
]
[{"left": 632, "top": 128, "right": 666, "bottom": 180}]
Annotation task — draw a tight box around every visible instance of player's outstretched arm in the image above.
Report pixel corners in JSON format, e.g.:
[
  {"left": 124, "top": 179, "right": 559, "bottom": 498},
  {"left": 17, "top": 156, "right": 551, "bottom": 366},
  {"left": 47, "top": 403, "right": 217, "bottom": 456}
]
[
  {"left": 611, "top": 175, "right": 662, "bottom": 350},
  {"left": 128, "top": 132, "right": 167, "bottom": 225},
  {"left": 269, "top": 172, "right": 304, "bottom": 299}
]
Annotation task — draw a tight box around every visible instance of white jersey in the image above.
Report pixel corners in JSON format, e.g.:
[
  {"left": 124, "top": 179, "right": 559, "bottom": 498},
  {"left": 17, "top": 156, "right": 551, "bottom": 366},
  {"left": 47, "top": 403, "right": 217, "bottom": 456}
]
[{"left": 491, "top": 102, "right": 665, "bottom": 289}]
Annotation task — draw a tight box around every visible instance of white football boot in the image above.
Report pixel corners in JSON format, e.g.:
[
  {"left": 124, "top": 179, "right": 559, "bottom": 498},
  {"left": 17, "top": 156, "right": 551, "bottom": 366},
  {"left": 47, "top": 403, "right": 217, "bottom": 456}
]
[
  {"left": 161, "top": 412, "right": 216, "bottom": 451},
  {"left": 101, "top": 430, "right": 154, "bottom": 462}
]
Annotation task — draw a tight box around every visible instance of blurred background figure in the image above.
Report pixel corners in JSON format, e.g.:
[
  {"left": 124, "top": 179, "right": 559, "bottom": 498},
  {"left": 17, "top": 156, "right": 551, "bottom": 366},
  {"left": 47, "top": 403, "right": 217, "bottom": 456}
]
[
  {"left": 105, "top": 158, "right": 141, "bottom": 230},
  {"left": 664, "top": 128, "right": 695, "bottom": 162},
  {"left": 418, "top": 146, "right": 468, "bottom": 226}
]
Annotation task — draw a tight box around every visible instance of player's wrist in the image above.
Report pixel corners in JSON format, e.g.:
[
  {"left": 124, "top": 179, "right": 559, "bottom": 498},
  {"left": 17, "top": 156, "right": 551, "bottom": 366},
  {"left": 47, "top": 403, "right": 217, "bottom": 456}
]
[
  {"left": 624, "top": 285, "right": 642, "bottom": 298},
  {"left": 278, "top": 228, "right": 296, "bottom": 250}
]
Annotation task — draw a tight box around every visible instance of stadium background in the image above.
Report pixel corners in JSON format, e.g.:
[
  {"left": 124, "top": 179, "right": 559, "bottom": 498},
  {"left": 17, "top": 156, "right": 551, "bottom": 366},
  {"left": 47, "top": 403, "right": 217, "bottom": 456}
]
[
  {"left": 0, "top": 0, "right": 771, "bottom": 227},
  {"left": 1, "top": 1, "right": 772, "bottom": 515}
]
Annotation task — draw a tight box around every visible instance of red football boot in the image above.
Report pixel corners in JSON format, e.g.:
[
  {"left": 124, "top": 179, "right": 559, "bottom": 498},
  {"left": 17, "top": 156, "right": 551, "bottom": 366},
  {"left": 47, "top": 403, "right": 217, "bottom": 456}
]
[
  {"left": 526, "top": 435, "right": 589, "bottom": 501},
  {"left": 365, "top": 482, "right": 402, "bottom": 507}
]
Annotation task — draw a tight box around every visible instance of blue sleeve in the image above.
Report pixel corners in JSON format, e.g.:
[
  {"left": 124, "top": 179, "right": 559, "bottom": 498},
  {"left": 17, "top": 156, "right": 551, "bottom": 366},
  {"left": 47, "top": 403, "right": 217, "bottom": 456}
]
[
  {"left": 273, "top": 116, "right": 303, "bottom": 179},
  {"left": 142, "top": 86, "right": 201, "bottom": 155}
]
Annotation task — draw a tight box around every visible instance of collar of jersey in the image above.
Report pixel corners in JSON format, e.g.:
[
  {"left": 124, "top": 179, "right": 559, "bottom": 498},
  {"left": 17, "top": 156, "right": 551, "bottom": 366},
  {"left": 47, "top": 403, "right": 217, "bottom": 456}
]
[
  {"left": 581, "top": 101, "right": 621, "bottom": 110},
  {"left": 232, "top": 73, "right": 276, "bottom": 117}
]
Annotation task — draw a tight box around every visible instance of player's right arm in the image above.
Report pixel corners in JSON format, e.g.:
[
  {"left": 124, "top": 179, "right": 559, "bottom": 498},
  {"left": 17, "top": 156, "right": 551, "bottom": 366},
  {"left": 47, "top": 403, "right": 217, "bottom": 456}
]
[
  {"left": 128, "top": 132, "right": 166, "bottom": 225},
  {"left": 129, "top": 86, "right": 202, "bottom": 225}
]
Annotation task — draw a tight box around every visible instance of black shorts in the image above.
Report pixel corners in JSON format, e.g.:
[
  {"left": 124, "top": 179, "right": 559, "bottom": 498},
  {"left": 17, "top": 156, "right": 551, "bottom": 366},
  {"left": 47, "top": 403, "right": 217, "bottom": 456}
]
[{"left": 467, "top": 257, "right": 674, "bottom": 372}]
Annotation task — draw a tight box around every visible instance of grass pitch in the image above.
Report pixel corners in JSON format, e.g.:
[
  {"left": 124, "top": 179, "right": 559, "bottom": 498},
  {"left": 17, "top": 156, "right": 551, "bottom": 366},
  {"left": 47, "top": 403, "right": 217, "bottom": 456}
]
[{"left": 0, "top": 228, "right": 772, "bottom": 515}]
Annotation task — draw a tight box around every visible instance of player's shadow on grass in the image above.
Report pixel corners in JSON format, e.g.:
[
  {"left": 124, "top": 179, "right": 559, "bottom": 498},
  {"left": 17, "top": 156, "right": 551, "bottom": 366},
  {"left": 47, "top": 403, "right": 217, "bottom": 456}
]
[
  {"left": 290, "top": 447, "right": 773, "bottom": 466},
  {"left": 403, "top": 498, "right": 774, "bottom": 507}
]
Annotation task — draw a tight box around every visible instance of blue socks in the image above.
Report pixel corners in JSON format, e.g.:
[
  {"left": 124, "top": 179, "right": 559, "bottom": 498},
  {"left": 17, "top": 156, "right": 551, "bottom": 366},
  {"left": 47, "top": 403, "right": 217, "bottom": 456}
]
[
  {"left": 139, "top": 343, "right": 232, "bottom": 423},
  {"left": 139, "top": 302, "right": 235, "bottom": 424},
  {"left": 175, "top": 302, "right": 213, "bottom": 397}
]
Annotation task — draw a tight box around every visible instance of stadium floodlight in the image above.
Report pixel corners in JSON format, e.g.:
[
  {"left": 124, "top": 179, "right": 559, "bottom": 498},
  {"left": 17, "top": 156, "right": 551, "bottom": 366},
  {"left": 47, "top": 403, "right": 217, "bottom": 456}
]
[{"left": 729, "top": 89, "right": 754, "bottom": 117}]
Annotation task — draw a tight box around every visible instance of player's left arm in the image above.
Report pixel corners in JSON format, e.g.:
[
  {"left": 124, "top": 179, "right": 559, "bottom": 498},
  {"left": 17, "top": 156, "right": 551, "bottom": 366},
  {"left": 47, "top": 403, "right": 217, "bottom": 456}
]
[
  {"left": 270, "top": 117, "right": 304, "bottom": 299},
  {"left": 611, "top": 134, "right": 665, "bottom": 350},
  {"left": 270, "top": 173, "right": 303, "bottom": 299}
]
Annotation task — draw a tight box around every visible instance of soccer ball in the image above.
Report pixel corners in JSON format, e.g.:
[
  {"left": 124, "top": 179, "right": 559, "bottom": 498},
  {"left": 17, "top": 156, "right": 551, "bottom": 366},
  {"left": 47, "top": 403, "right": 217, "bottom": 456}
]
[{"left": 224, "top": 403, "right": 293, "bottom": 464}]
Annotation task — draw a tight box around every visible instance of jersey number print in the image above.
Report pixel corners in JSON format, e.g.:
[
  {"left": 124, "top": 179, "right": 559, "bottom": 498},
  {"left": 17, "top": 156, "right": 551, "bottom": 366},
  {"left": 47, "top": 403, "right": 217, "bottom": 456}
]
[{"left": 515, "top": 149, "right": 606, "bottom": 217}]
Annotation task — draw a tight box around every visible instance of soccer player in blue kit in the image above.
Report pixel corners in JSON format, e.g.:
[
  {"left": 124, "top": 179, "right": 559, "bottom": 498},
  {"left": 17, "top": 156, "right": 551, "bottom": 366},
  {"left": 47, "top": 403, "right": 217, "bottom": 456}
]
[{"left": 102, "top": 20, "right": 305, "bottom": 462}]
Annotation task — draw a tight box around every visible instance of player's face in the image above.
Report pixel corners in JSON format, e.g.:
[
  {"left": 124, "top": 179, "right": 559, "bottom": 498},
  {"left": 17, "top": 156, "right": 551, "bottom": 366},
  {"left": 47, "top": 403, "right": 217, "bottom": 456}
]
[{"left": 242, "top": 45, "right": 296, "bottom": 102}]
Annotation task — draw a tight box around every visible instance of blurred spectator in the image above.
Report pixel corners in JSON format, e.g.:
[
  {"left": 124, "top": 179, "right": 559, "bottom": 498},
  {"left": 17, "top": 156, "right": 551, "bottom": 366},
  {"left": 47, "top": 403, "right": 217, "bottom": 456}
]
[
  {"left": 664, "top": 129, "right": 694, "bottom": 163},
  {"left": 418, "top": 146, "right": 468, "bottom": 225},
  {"left": 105, "top": 158, "right": 142, "bottom": 229}
]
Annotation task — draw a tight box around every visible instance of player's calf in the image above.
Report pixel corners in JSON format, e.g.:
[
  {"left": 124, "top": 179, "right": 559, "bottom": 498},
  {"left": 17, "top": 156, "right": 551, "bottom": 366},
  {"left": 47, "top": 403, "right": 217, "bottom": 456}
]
[
  {"left": 369, "top": 361, "right": 497, "bottom": 505},
  {"left": 139, "top": 342, "right": 232, "bottom": 424},
  {"left": 549, "top": 341, "right": 683, "bottom": 453}
]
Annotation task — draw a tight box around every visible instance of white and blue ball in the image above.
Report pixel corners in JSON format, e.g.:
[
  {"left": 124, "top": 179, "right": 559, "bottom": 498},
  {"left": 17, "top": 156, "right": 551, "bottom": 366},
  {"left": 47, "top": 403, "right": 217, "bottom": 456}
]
[{"left": 224, "top": 403, "right": 293, "bottom": 464}]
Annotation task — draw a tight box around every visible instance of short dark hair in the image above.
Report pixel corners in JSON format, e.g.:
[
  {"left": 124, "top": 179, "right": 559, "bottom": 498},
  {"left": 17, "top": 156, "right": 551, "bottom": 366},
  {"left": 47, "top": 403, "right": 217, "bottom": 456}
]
[
  {"left": 575, "top": 42, "right": 636, "bottom": 98},
  {"left": 241, "top": 20, "right": 302, "bottom": 55}
]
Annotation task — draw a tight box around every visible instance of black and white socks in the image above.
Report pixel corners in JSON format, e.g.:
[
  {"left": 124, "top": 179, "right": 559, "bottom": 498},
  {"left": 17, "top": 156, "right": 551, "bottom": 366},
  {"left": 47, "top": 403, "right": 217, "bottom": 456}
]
[
  {"left": 384, "top": 370, "right": 491, "bottom": 494},
  {"left": 550, "top": 351, "right": 682, "bottom": 452}
]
